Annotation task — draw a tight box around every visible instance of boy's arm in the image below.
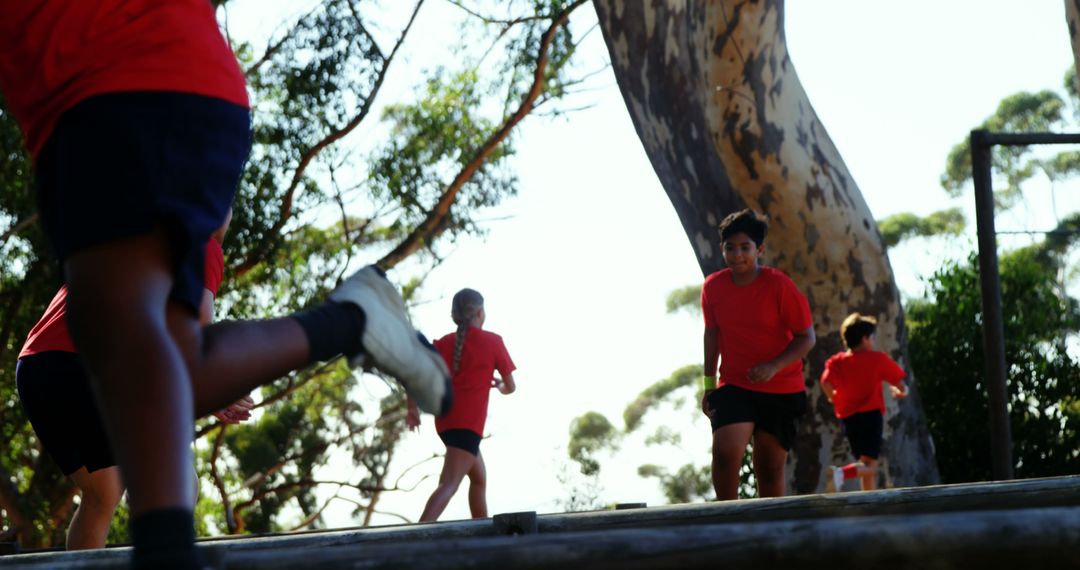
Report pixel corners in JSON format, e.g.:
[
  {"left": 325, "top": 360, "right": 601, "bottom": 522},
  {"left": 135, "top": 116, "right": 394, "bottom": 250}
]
[
  {"left": 821, "top": 379, "right": 837, "bottom": 403},
  {"left": 890, "top": 381, "right": 909, "bottom": 399},
  {"left": 702, "top": 326, "right": 720, "bottom": 415},
  {"left": 748, "top": 326, "right": 816, "bottom": 384},
  {"left": 884, "top": 355, "right": 909, "bottom": 398}
]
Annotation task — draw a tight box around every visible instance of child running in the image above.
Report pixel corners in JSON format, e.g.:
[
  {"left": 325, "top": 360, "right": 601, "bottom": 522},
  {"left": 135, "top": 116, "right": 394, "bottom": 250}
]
[
  {"left": 0, "top": 2, "right": 450, "bottom": 566},
  {"left": 407, "top": 288, "right": 516, "bottom": 522},
  {"left": 16, "top": 225, "right": 251, "bottom": 550},
  {"left": 821, "top": 312, "right": 908, "bottom": 491},
  {"left": 700, "top": 209, "right": 816, "bottom": 500}
]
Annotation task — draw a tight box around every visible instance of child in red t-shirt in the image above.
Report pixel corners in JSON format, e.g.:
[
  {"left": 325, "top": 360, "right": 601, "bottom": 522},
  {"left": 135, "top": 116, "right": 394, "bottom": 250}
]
[
  {"left": 1, "top": 3, "right": 450, "bottom": 564},
  {"left": 701, "top": 209, "right": 816, "bottom": 500},
  {"left": 15, "top": 218, "right": 253, "bottom": 550},
  {"left": 407, "top": 288, "right": 516, "bottom": 522},
  {"left": 820, "top": 312, "right": 908, "bottom": 491}
]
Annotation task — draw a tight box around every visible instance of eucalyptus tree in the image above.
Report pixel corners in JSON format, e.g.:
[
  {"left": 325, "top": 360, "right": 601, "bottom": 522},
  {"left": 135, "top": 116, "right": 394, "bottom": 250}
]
[{"left": 592, "top": 0, "right": 939, "bottom": 494}]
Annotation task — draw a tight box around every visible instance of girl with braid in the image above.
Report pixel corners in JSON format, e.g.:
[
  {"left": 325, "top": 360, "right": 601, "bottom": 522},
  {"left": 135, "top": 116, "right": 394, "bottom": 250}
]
[{"left": 408, "top": 288, "right": 516, "bottom": 522}]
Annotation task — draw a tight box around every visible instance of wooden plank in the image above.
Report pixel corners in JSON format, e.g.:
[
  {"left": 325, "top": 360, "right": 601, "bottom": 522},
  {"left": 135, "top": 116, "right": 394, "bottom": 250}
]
[
  {"left": 3, "top": 476, "right": 1078, "bottom": 568},
  {"left": 15, "top": 505, "right": 1069, "bottom": 570}
]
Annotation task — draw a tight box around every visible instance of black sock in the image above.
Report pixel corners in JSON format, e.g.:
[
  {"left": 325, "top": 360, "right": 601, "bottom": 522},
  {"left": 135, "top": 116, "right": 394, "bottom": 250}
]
[
  {"left": 131, "top": 508, "right": 201, "bottom": 570},
  {"left": 291, "top": 301, "right": 366, "bottom": 364}
]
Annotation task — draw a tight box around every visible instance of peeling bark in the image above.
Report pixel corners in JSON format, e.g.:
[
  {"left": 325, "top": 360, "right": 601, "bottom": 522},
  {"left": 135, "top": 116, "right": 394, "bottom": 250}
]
[
  {"left": 594, "top": 0, "right": 939, "bottom": 492},
  {"left": 1067, "top": 0, "right": 1080, "bottom": 94}
]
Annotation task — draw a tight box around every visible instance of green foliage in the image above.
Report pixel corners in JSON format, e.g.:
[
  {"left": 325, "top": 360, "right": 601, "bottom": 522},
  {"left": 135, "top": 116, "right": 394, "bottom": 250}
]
[
  {"left": 665, "top": 285, "right": 702, "bottom": 315},
  {"left": 567, "top": 412, "right": 617, "bottom": 476},
  {"left": 623, "top": 365, "right": 698, "bottom": 432},
  {"left": 909, "top": 249, "right": 1080, "bottom": 482},
  {"left": 368, "top": 68, "right": 517, "bottom": 237},
  {"left": 1, "top": 0, "right": 592, "bottom": 546},
  {"left": 941, "top": 90, "right": 1067, "bottom": 209},
  {"left": 636, "top": 463, "right": 712, "bottom": 504},
  {"left": 877, "top": 208, "right": 966, "bottom": 248}
]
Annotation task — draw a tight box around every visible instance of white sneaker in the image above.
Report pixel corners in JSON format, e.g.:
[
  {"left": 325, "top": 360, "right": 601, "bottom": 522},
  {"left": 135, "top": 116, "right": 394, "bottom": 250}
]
[
  {"left": 329, "top": 266, "right": 452, "bottom": 415},
  {"left": 831, "top": 466, "right": 845, "bottom": 492}
]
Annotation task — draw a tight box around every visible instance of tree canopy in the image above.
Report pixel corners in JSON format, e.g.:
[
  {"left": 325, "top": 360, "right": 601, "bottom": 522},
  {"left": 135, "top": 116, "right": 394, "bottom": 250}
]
[{"left": 0, "top": 0, "right": 591, "bottom": 547}]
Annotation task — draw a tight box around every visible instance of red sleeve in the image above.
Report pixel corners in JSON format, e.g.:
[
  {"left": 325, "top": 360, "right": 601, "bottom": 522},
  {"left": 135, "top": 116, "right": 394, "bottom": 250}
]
[
  {"left": 820, "top": 356, "right": 836, "bottom": 385},
  {"left": 880, "top": 353, "right": 906, "bottom": 385},
  {"left": 493, "top": 335, "right": 516, "bottom": 377},
  {"left": 779, "top": 276, "right": 813, "bottom": 332},
  {"left": 203, "top": 240, "right": 225, "bottom": 296}
]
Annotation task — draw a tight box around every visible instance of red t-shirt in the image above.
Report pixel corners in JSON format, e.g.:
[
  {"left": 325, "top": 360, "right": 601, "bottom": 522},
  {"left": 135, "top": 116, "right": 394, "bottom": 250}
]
[
  {"left": 820, "top": 350, "right": 906, "bottom": 418},
  {"left": 19, "top": 240, "right": 226, "bottom": 358},
  {"left": 433, "top": 327, "right": 516, "bottom": 435},
  {"left": 701, "top": 266, "right": 813, "bottom": 394},
  {"left": 0, "top": 0, "right": 249, "bottom": 158}
]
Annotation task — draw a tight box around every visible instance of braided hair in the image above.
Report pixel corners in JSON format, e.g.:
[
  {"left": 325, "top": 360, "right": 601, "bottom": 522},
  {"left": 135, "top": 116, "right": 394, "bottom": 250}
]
[{"left": 450, "top": 288, "right": 484, "bottom": 374}]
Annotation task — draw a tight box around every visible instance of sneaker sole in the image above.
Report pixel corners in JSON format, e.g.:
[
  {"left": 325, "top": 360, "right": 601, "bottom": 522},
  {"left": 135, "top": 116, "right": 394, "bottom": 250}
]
[{"left": 330, "top": 266, "right": 452, "bottom": 415}]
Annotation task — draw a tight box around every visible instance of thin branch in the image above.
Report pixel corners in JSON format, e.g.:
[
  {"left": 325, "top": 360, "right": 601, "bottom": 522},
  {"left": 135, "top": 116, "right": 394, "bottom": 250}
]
[
  {"left": 443, "top": 0, "right": 550, "bottom": 27},
  {"left": 0, "top": 212, "right": 38, "bottom": 244},
  {"left": 244, "top": 3, "right": 324, "bottom": 76},
  {"left": 377, "top": 0, "right": 590, "bottom": 268},
  {"left": 288, "top": 485, "right": 343, "bottom": 531},
  {"left": 235, "top": 0, "right": 426, "bottom": 279},
  {"left": 209, "top": 427, "right": 237, "bottom": 534}
]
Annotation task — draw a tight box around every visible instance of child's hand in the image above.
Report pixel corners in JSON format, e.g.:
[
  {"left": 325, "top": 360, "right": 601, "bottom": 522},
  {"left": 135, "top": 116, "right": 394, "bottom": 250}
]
[
  {"left": 747, "top": 362, "right": 779, "bottom": 384},
  {"left": 493, "top": 375, "right": 516, "bottom": 395},
  {"left": 405, "top": 405, "right": 421, "bottom": 431},
  {"left": 701, "top": 391, "right": 714, "bottom": 417},
  {"left": 891, "top": 384, "right": 909, "bottom": 399},
  {"left": 213, "top": 395, "right": 255, "bottom": 424},
  {"left": 821, "top": 382, "right": 836, "bottom": 404}
]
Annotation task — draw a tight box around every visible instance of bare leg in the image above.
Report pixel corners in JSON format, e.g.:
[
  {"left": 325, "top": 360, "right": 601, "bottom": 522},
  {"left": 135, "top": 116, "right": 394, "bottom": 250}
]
[
  {"left": 66, "top": 467, "right": 124, "bottom": 550},
  {"left": 751, "top": 430, "right": 789, "bottom": 498},
  {"left": 165, "top": 304, "right": 310, "bottom": 417},
  {"left": 858, "top": 456, "right": 879, "bottom": 490},
  {"left": 710, "top": 422, "right": 754, "bottom": 500},
  {"left": 466, "top": 452, "right": 488, "bottom": 519},
  {"left": 65, "top": 231, "right": 196, "bottom": 516},
  {"left": 419, "top": 448, "right": 477, "bottom": 522}
]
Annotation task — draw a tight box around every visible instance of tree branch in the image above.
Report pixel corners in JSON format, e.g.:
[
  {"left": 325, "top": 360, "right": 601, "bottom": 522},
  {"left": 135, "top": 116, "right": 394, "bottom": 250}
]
[
  {"left": 0, "top": 212, "right": 37, "bottom": 244},
  {"left": 376, "top": 0, "right": 588, "bottom": 268},
  {"left": 234, "top": 0, "right": 426, "bottom": 279}
]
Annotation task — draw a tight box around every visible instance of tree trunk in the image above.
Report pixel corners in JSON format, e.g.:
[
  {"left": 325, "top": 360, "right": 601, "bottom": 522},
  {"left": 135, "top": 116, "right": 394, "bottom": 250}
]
[
  {"left": 593, "top": 0, "right": 939, "bottom": 492},
  {"left": 1066, "top": 0, "right": 1080, "bottom": 94}
]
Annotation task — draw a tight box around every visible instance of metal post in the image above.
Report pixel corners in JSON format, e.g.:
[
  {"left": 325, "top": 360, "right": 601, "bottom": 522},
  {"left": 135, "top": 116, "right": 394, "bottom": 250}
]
[{"left": 970, "top": 129, "right": 1014, "bottom": 481}]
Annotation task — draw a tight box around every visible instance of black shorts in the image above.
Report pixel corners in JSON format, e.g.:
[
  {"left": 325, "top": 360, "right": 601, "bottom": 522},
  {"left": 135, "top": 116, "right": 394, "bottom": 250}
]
[
  {"left": 841, "top": 410, "right": 884, "bottom": 459},
  {"left": 438, "top": 429, "right": 482, "bottom": 456},
  {"left": 35, "top": 91, "right": 251, "bottom": 313},
  {"left": 707, "top": 385, "right": 807, "bottom": 451},
  {"left": 16, "top": 352, "right": 114, "bottom": 475}
]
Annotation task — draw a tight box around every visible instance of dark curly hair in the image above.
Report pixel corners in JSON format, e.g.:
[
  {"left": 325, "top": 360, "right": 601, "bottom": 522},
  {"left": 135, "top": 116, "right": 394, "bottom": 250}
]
[{"left": 718, "top": 209, "right": 768, "bottom": 247}]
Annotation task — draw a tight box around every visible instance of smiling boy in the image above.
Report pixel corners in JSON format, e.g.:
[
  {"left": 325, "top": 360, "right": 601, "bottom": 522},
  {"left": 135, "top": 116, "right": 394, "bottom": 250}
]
[{"left": 700, "top": 209, "right": 816, "bottom": 500}]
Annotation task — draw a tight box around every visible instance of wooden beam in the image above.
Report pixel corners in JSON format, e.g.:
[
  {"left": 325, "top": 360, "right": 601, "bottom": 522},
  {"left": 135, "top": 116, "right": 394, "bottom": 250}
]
[{"left": 4, "top": 477, "right": 1079, "bottom": 568}]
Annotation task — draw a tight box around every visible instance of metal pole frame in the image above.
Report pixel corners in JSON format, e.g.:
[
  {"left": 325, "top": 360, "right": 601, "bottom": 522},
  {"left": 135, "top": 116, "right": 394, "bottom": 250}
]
[{"left": 969, "top": 129, "right": 1080, "bottom": 481}]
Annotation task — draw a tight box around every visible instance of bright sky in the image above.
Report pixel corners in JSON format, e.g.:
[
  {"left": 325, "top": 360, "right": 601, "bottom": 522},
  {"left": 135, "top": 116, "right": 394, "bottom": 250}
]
[{"left": 224, "top": 1, "right": 1077, "bottom": 527}]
